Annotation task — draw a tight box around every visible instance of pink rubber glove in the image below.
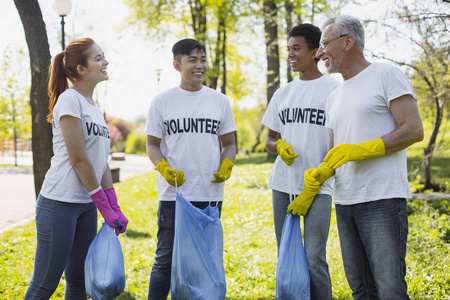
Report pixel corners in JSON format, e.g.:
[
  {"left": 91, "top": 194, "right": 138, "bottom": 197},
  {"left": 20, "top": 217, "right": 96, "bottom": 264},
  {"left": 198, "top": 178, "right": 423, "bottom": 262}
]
[
  {"left": 105, "top": 188, "right": 128, "bottom": 235},
  {"left": 90, "top": 188, "right": 120, "bottom": 235}
]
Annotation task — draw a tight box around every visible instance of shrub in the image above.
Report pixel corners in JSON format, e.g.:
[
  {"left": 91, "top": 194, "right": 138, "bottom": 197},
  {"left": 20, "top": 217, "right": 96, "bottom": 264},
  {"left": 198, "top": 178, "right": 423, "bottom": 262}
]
[{"left": 125, "top": 129, "right": 146, "bottom": 154}]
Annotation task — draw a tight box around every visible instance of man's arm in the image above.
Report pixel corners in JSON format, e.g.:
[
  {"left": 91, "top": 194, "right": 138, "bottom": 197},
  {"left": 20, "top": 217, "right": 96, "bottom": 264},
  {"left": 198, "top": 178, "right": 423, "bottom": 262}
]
[
  {"left": 324, "top": 94, "right": 423, "bottom": 169},
  {"left": 382, "top": 94, "right": 424, "bottom": 154},
  {"left": 146, "top": 135, "right": 186, "bottom": 186},
  {"left": 265, "top": 128, "right": 299, "bottom": 165},
  {"left": 265, "top": 129, "right": 279, "bottom": 154},
  {"left": 210, "top": 132, "right": 236, "bottom": 183},
  {"left": 219, "top": 131, "right": 236, "bottom": 162}
]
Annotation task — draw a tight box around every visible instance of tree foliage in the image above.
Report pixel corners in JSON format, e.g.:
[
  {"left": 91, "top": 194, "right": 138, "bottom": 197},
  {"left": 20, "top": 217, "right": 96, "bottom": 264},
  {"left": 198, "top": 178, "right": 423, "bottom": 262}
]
[
  {"left": 14, "top": 0, "right": 53, "bottom": 197},
  {"left": 370, "top": 0, "right": 450, "bottom": 190},
  {"left": 0, "top": 47, "right": 31, "bottom": 141}
]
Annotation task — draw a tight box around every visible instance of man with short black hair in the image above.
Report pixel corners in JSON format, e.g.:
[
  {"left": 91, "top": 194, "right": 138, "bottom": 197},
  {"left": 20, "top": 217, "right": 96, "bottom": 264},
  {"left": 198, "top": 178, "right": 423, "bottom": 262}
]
[{"left": 145, "top": 38, "right": 237, "bottom": 300}]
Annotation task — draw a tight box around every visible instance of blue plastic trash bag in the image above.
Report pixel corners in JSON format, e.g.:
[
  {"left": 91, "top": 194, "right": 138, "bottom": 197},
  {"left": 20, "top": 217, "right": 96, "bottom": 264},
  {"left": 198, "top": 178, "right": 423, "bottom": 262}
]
[
  {"left": 171, "top": 192, "right": 227, "bottom": 300},
  {"left": 85, "top": 222, "right": 126, "bottom": 300},
  {"left": 276, "top": 213, "right": 310, "bottom": 300}
]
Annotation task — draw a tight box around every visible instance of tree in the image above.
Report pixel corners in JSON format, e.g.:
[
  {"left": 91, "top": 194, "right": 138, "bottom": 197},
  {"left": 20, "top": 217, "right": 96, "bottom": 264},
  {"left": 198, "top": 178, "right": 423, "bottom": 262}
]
[
  {"left": 0, "top": 47, "right": 32, "bottom": 166},
  {"left": 124, "top": 0, "right": 244, "bottom": 95},
  {"left": 284, "top": 0, "right": 296, "bottom": 83},
  {"left": 263, "top": 0, "right": 280, "bottom": 105},
  {"left": 207, "top": 0, "right": 242, "bottom": 92},
  {"left": 190, "top": 0, "right": 208, "bottom": 43},
  {"left": 14, "top": 0, "right": 52, "bottom": 197},
  {"left": 369, "top": 0, "right": 450, "bottom": 190},
  {"left": 258, "top": 0, "right": 280, "bottom": 160}
]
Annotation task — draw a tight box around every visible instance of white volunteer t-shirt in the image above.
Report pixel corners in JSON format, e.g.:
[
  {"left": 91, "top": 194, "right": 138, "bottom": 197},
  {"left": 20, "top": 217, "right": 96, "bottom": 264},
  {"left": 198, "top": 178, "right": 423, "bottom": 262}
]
[
  {"left": 261, "top": 75, "right": 339, "bottom": 195},
  {"left": 40, "top": 89, "right": 111, "bottom": 203},
  {"left": 326, "top": 63, "right": 415, "bottom": 205},
  {"left": 145, "top": 86, "right": 237, "bottom": 202}
]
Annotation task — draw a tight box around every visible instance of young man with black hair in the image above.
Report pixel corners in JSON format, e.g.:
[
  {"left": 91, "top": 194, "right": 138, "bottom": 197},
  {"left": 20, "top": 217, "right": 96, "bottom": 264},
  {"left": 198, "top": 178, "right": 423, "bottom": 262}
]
[
  {"left": 145, "top": 38, "right": 237, "bottom": 299},
  {"left": 262, "top": 23, "right": 339, "bottom": 299}
]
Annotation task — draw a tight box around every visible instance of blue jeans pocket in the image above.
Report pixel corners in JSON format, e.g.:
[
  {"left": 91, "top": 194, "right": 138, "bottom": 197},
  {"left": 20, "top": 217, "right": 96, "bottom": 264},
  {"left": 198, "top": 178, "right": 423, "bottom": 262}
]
[{"left": 35, "top": 195, "right": 44, "bottom": 221}]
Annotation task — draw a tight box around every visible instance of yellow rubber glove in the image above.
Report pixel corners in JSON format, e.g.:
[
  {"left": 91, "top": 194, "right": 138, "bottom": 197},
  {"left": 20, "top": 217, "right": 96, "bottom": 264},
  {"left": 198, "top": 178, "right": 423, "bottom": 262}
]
[
  {"left": 211, "top": 158, "right": 234, "bottom": 183},
  {"left": 156, "top": 159, "right": 186, "bottom": 187},
  {"left": 304, "top": 162, "right": 334, "bottom": 188},
  {"left": 276, "top": 139, "right": 299, "bottom": 166},
  {"left": 287, "top": 185, "right": 320, "bottom": 216},
  {"left": 324, "top": 138, "right": 385, "bottom": 169}
]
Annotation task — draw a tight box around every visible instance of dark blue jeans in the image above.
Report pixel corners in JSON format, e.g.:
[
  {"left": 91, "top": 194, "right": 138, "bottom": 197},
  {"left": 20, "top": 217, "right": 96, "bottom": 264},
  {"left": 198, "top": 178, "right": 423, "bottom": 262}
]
[
  {"left": 147, "top": 200, "right": 223, "bottom": 300},
  {"left": 335, "top": 198, "right": 410, "bottom": 300},
  {"left": 24, "top": 195, "right": 97, "bottom": 299}
]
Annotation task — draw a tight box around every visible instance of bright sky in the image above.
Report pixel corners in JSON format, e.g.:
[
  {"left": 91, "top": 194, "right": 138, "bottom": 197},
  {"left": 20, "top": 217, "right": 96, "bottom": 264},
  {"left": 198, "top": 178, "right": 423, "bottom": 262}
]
[
  {"left": 1, "top": 0, "right": 181, "bottom": 122},
  {"left": 1, "top": 0, "right": 413, "bottom": 122}
]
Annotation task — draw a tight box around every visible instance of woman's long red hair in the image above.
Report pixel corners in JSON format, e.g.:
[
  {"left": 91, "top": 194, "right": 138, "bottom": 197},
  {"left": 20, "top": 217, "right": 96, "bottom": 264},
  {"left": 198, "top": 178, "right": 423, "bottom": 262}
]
[{"left": 47, "top": 38, "right": 95, "bottom": 123}]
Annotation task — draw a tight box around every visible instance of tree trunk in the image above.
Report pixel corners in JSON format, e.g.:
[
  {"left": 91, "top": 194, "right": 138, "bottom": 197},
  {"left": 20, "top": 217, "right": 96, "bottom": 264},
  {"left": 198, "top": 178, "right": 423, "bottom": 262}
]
[
  {"left": 264, "top": 0, "right": 280, "bottom": 104},
  {"left": 263, "top": 0, "right": 279, "bottom": 160},
  {"left": 208, "top": 15, "right": 225, "bottom": 90},
  {"left": 285, "top": 0, "right": 294, "bottom": 83},
  {"left": 189, "top": 0, "right": 207, "bottom": 44},
  {"left": 14, "top": 0, "right": 53, "bottom": 198},
  {"left": 422, "top": 97, "right": 444, "bottom": 190},
  {"left": 221, "top": 27, "right": 227, "bottom": 94},
  {"left": 251, "top": 124, "right": 265, "bottom": 153}
]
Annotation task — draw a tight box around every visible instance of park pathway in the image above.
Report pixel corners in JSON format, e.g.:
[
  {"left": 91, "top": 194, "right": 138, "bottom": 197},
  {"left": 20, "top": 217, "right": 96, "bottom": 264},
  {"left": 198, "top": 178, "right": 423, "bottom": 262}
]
[{"left": 0, "top": 153, "right": 153, "bottom": 233}]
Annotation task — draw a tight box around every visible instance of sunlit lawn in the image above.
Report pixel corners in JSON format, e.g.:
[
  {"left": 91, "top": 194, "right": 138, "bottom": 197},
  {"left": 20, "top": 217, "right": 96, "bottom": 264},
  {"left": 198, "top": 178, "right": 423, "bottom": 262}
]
[{"left": 1, "top": 153, "right": 450, "bottom": 299}]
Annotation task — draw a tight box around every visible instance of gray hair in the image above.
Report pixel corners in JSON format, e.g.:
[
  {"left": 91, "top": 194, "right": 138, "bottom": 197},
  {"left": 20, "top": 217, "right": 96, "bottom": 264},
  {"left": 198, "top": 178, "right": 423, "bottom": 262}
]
[{"left": 323, "top": 15, "right": 365, "bottom": 49}]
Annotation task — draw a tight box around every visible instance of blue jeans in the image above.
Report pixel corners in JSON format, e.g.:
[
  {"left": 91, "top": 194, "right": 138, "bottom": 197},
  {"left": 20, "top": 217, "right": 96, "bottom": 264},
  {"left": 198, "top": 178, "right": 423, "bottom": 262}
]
[
  {"left": 335, "top": 198, "right": 409, "bottom": 300},
  {"left": 147, "top": 200, "right": 223, "bottom": 300},
  {"left": 24, "top": 195, "right": 97, "bottom": 300},
  {"left": 272, "top": 190, "right": 332, "bottom": 300}
]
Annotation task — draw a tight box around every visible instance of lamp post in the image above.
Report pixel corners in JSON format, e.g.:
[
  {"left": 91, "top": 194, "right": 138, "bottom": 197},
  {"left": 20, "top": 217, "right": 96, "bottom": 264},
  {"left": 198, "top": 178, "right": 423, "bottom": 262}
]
[
  {"left": 154, "top": 68, "right": 163, "bottom": 92},
  {"left": 53, "top": 0, "right": 72, "bottom": 51}
]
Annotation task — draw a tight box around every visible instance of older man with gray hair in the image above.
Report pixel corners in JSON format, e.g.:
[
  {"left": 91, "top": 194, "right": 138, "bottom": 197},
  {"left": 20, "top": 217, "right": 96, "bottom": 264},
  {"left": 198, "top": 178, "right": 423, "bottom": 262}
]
[{"left": 291, "top": 15, "right": 423, "bottom": 299}]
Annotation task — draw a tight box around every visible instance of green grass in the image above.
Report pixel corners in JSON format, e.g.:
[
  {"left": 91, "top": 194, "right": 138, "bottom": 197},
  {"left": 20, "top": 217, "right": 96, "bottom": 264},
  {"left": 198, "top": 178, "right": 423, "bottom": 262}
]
[{"left": 1, "top": 155, "right": 450, "bottom": 299}]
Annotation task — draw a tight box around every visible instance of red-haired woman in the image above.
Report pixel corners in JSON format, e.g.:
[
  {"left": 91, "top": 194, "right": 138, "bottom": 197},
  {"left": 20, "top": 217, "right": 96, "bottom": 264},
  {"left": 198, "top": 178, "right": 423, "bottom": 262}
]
[{"left": 24, "top": 38, "right": 128, "bottom": 299}]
